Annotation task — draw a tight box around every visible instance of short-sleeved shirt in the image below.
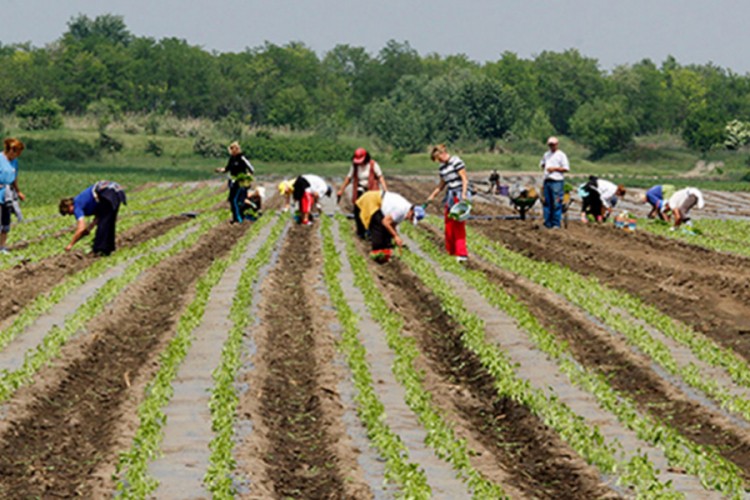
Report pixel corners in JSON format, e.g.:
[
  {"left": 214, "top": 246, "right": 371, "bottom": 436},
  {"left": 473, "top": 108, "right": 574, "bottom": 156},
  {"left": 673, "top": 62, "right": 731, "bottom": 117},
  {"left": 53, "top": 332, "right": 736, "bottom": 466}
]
[
  {"left": 438, "top": 155, "right": 466, "bottom": 192},
  {"left": 73, "top": 185, "right": 98, "bottom": 220},
  {"left": 0, "top": 153, "right": 18, "bottom": 201},
  {"left": 596, "top": 179, "right": 619, "bottom": 209},
  {"left": 302, "top": 174, "right": 328, "bottom": 197},
  {"left": 348, "top": 161, "right": 383, "bottom": 190},
  {"left": 380, "top": 192, "right": 411, "bottom": 225},
  {"left": 668, "top": 188, "right": 704, "bottom": 212},
  {"left": 540, "top": 150, "right": 570, "bottom": 181}
]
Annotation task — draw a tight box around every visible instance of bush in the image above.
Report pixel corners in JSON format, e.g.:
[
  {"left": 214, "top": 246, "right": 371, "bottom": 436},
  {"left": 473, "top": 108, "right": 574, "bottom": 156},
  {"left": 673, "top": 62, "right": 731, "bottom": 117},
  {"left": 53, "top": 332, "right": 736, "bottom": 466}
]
[
  {"left": 145, "top": 140, "right": 163, "bottom": 157},
  {"left": 21, "top": 137, "right": 99, "bottom": 162},
  {"left": 193, "top": 135, "right": 225, "bottom": 158},
  {"left": 16, "top": 98, "right": 64, "bottom": 130},
  {"left": 569, "top": 97, "right": 637, "bottom": 158},
  {"left": 244, "top": 135, "right": 351, "bottom": 163},
  {"left": 98, "top": 133, "right": 124, "bottom": 153}
]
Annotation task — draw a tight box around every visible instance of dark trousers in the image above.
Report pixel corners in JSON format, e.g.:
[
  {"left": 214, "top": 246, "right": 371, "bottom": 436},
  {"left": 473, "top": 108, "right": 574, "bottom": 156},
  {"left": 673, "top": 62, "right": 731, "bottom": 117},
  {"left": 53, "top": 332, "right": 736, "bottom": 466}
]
[
  {"left": 228, "top": 181, "right": 247, "bottom": 223},
  {"left": 93, "top": 188, "right": 124, "bottom": 255},
  {"left": 581, "top": 184, "right": 603, "bottom": 218},
  {"left": 368, "top": 211, "right": 392, "bottom": 251},
  {"left": 353, "top": 200, "right": 367, "bottom": 239}
]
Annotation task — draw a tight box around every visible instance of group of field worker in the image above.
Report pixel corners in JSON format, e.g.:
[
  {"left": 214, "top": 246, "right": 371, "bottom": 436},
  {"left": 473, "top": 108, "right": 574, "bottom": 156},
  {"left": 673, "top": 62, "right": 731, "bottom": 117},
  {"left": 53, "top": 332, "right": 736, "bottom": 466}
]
[{"left": 275, "top": 145, "right": 469, "bottom": 263}]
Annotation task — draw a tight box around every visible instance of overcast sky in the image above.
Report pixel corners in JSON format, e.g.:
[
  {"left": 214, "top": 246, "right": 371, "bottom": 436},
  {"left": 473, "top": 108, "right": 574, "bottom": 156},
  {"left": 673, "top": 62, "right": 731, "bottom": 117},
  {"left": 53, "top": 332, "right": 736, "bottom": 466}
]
[{"left": 3, "top": 0, "right": 748, "bottom": 74}]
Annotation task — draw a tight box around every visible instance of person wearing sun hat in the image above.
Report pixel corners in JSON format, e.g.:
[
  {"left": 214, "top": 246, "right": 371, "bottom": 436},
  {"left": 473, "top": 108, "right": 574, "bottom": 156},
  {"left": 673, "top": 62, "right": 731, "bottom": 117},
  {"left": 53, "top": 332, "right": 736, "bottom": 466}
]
[
  {"left": 539, "top": 136, "right": 569, "bottom": 228},
  {"left": 337, "top": 148, "right": 388, "bottom": 238},
  {"left": 355, "top": 190, "right": 424, "bottom": 263}
]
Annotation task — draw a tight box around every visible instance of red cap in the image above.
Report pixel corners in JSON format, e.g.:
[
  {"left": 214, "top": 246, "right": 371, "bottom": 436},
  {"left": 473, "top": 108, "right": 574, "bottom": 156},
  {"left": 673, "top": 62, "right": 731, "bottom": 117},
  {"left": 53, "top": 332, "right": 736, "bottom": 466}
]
[{"left": 352, "top": 148, "right": 368, "bottom": 164}]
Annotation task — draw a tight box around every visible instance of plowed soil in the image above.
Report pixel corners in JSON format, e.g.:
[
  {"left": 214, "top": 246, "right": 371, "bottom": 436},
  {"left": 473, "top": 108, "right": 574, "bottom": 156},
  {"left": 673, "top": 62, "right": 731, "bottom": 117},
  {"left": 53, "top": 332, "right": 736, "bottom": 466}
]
[
  {"left": 0, "top": 220, "right": 246, "bottom": 498},
  {"left": 362, "top": 240, "right": 614, "bottom": 499},
  {"left": 0, "top": 215, "right": 192, "bottom": 326}
]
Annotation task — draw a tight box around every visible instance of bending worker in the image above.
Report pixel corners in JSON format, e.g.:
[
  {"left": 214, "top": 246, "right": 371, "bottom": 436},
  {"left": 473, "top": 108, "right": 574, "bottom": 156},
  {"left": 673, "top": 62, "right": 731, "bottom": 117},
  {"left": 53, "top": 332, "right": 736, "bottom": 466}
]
[
  {"left": 355, "top": 190, "right": 425, "bottom": 262},
  {"left": 59, "top": 180, "right": 127, "bottom": 255},
  {"left": 579, "top": 176, "right": 626, "bottom": 222},
  {"left": 641, "top": 184, "right": 675, "bottom": 220},
  {"left": 279, "top": 174, "right": 332, "bottom": 225},
  {"left": 663, "top": 187, "right": 705, "bottom": 228}
]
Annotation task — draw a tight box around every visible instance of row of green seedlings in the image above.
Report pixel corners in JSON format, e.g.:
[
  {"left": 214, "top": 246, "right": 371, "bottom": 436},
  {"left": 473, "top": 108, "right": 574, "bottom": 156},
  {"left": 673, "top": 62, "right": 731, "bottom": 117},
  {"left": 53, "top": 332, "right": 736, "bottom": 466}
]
[
  {"left": 638, "top": 217, "right": 750, "bottom": 258},
  {"left": 417, "top": 220, "right": 745, "bottom": 497},
  {"left": 400, "top": 223, "right": 678, "bottom": 498},
  {"left": 10, "top": 183, "right": 178, "bottom": 242},
  {"left": 0, "top": 211, "right": 225, "bottom": 403},
  {"left": 114, "top": 214, "right": 280, "bottom": 498},
  {"left": 203, "top": 216, "right": 288, "bottom": 497},
  {"left": 337, "top": 215, "right": 507, "bottom": 499},
  {"left": 0, "top": 185, "right": 224, "bottom": 269},
  {"left": 468, "top": 222, "right": 750, "bottom": 424},
  {"left": 0, "top": 207, "right": 209, "bottom": 355},
  {"left": 316, "top": 216, "right": 432, "bottom": 498}
]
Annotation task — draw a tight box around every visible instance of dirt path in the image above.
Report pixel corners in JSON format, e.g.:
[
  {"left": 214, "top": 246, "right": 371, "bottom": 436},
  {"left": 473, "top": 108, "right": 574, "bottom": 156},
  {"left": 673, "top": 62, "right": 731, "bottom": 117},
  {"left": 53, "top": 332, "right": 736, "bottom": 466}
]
[
  {"left": 357, "top": 235, "right": 614, "bottom": 499},
  {"left": 0, "top": 222, "right": 246, "bottom": 499},
  {"left": 235, "top": 223, "right": 366, "bottom": 499},
  {"left": 0, "top": 214, "right": 191, "bottom": 326}
]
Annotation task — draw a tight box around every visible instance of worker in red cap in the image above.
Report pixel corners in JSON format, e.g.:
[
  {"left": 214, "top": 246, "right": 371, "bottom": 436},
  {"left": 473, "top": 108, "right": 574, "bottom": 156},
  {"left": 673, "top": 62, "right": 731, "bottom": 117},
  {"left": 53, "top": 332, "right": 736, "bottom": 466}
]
[{"left": 337, "top": 148, "right": 388, "bottom": 238}]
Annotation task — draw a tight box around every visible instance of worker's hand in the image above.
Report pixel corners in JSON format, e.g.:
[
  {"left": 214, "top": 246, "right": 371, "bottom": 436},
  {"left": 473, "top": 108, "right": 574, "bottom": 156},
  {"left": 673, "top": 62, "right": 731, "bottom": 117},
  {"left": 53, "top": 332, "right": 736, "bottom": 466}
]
[
  {"left": 336, "top": 194, "right": 342, "bottom": 204},
  {"left": 17, "top": 192, "right": 25, "bottom": 202},
  {"left": 65, "top": 244, "right": 73, "bottom": 252},
  {"left": 394, "top": 236, "right": 404, "bottom": 248},
  {"left": 214, "top": 167, "right": 223, "bottom": 173}
]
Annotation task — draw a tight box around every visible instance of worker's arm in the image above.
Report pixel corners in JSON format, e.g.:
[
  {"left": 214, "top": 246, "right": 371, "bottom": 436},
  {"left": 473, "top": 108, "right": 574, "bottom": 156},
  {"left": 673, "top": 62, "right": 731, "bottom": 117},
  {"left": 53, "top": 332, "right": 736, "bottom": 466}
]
[
  {"left": 336, "top": 175, "right": 351, "bottom": 200},
  {"left": 65, "top": 218, "right": 92, "bottom": 251},
  {"left": 672, "top": 208, "right": 683, "bottom": 227},
  {"left": 381, "top": 215, "right": 403, "bottom": 248},
  {"left": 426, "top": 179, "right": 446, "bottom": 203},
  {"left": 378, "top": 174, "right": 388, "bottom": 192},
  {"left": 11, "top": 179, "right": 25, "bottom": 202},
  {"left": 458, "top": 169, "right": 468, "bottom": 200}
]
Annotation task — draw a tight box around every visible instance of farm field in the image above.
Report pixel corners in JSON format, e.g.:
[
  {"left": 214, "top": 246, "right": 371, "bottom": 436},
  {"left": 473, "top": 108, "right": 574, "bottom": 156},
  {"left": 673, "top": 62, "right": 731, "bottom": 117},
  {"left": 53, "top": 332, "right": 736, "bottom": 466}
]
[{"left": 0, "top": 177, "right": 750, "bottom": 498}]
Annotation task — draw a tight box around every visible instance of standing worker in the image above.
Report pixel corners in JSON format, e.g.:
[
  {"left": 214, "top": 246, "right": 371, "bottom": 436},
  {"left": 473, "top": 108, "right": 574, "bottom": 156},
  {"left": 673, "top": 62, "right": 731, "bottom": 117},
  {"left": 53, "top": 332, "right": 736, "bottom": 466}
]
[
  {"left": 0, "top": 138, "right": 26, "bottom": 254},
  {"left": 426, "top": 144, "right": 470, "bottom": 262},
  {"left": 337, "top": 148, "right": 388, "bottom": 238},
  {"left": 641, "top": 184, "right": 676, "bottom": 220},
  {"left": 540, "top": 136, "right": 570, "bottom": 229},
  {"left": 356, "top": 190, "right": 425, "bottom": 263},
  {"left": 215, "top": 141, "right": 255, "bottom": 223},
  {"left": 662, "top": 187, "right": 705, "bottom": 228},
  {"left": 579, "top": 176, "right": 626, "bottom": 222},
  {"left": 279, "top": 174, "right": 332, "bottom": 225},
  {"left": 59, "top": 180, "right": 127, "bottom": 256}
]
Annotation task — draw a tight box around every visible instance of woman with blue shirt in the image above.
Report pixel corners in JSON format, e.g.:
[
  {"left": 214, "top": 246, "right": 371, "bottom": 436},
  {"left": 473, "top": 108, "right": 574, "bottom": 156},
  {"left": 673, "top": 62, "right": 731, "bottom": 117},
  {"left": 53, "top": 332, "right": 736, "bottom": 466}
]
[
  {"left": 0, "top": 138, "right": 26, "bottom": 254},
  {"left": 59, "top": 180, "right": 127, "bottom": 256}
]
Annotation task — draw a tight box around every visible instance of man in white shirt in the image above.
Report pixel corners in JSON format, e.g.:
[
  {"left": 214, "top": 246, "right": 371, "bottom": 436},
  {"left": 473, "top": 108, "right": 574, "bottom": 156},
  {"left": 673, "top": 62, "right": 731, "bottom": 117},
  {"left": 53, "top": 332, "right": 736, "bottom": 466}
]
[
  {"left": 355, "top": 190, "right": 425, "bottom": 262},
  {"left": 539, "top": 136, "right": 570, "bottom": 228},
  {"left": 663, "top": 187, "right": 705, "bottom": 228}
]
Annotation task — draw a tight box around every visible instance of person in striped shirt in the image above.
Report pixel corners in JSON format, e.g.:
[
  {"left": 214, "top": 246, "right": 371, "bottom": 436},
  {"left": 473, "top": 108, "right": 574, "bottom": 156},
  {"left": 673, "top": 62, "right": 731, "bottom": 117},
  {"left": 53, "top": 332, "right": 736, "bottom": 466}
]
[{"left": 426, "top": 144, "right": 469, "bottom": 262}]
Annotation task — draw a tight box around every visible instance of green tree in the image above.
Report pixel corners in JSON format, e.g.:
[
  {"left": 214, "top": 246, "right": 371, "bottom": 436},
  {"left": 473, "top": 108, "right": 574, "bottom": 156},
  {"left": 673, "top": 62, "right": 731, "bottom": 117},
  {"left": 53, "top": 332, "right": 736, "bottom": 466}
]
[
  {"left": 267, "top": 85, "right": 314, "bottom": 130},
  {"left": 16, "top": 97, "right": 64, "bottom": 130},
  {"left": 461, "top": 76, "right": 521, "bottom": 149},
  {"left": 569, "top": 97, "right": 638, "bottom": 158},
  {"left": 681, "top": 108, "right": 726, "bottom": 154}
]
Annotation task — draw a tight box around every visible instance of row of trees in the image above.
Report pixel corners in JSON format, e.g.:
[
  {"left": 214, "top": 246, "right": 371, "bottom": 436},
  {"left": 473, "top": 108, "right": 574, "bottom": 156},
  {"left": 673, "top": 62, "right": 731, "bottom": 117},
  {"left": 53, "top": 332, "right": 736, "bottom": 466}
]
[{"left": 2, "top": 14, "right": 750, "bottom": 156}]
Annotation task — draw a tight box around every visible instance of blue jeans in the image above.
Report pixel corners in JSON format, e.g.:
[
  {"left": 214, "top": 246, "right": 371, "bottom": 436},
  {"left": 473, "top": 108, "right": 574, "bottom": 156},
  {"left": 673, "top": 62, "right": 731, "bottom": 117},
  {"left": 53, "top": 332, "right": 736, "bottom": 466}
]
[{"left": 543, "top": 179, "right": 564, "bottom": 228}]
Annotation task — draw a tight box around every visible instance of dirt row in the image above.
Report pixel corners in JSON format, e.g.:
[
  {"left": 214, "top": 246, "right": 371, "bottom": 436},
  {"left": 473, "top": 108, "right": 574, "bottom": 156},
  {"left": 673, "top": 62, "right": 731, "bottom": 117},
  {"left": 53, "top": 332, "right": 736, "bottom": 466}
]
[
  {"left": 235, "top": 223, "right": 369, "bottom": 499},
  {"left": 354, "top": 235, "right": 614, "bottom": 498},
  {"left": 0, "top": 221, "right": 248, "bottom": 498},
  {"left": 389, "top": 177, "right": 750, "bottom": 364}
]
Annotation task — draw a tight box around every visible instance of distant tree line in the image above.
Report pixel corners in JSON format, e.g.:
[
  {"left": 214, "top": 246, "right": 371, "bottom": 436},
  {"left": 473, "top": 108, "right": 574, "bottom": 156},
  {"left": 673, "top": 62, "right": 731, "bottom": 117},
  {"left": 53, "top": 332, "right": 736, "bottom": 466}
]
[{"left": 2, "top": 14, "right": 750, "bottom": 157}]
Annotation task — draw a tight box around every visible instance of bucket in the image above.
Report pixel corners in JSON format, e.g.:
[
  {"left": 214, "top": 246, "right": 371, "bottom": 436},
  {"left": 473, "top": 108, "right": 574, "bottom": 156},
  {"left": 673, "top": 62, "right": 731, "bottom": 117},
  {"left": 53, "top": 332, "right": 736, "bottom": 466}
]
[
  {"left": 628, "top": 219, "right": 637, "bottom": 231},
  {"left": 449, "top": 200, "right": 472, "bottom": 221}
]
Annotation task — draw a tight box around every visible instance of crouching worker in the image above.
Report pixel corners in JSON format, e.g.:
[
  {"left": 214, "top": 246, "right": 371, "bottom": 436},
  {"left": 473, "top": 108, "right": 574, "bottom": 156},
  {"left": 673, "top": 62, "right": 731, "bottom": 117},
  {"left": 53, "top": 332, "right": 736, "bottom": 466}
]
[
  {"left": 641, "top": 184, "right": 675, "bottom": 220},
  {"left": 579, "top": 176, "right": 626, "bottom": 222},
  {"left": 355, "top": 190, "right": 425, "bottom": 263},
  {"left": 663, "top": 187, "right": 705, "bottom": 228},
  {"left": 60, "top": 180, "right": 127, "bottom": 255},
  {"left": 279, "top": 175, "right": 332, "bottom": 224},
  {"left": 243, "top": 186, "right": 266, "bottom": 221}
]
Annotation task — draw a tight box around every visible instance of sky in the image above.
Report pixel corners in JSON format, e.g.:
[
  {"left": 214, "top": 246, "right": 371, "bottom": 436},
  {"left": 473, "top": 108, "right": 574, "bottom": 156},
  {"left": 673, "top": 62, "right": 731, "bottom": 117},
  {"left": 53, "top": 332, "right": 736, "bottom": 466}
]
[{"left": 3, "top": 0, "right": 749, "bottom": 74}]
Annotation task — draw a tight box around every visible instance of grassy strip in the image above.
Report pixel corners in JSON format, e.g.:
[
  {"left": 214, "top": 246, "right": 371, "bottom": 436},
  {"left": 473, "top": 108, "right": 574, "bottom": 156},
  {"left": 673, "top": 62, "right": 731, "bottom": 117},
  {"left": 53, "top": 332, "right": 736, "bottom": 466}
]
[
  {"left": 0, "top": 212, "right": 223, "bottom": 403},
  {"left": 114, "top": 214, "right": 275, "bottom": 498},
  {"left": 454, "top": 222, "right": 745, "bottom": 497},
  {"left": 0, "top": 214, "right": 209, "bottom": 354},
  {"left": 296, "top": 215, "right": 433, "bottom": 498},
  {"left": 404, "top": 224, "right": 684, "bottom": 498},
  {"left": 467, "top": 222, "right": 750, "bottom": 419},
  {"left": 203, "top": 215, "right": 288, "bottom": 497},
  {"left": 338, "top": 215, "right": 505, "bottom": 499},
  {"left": 637, "top": 218, "right": 750, "bottom": 258}
]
